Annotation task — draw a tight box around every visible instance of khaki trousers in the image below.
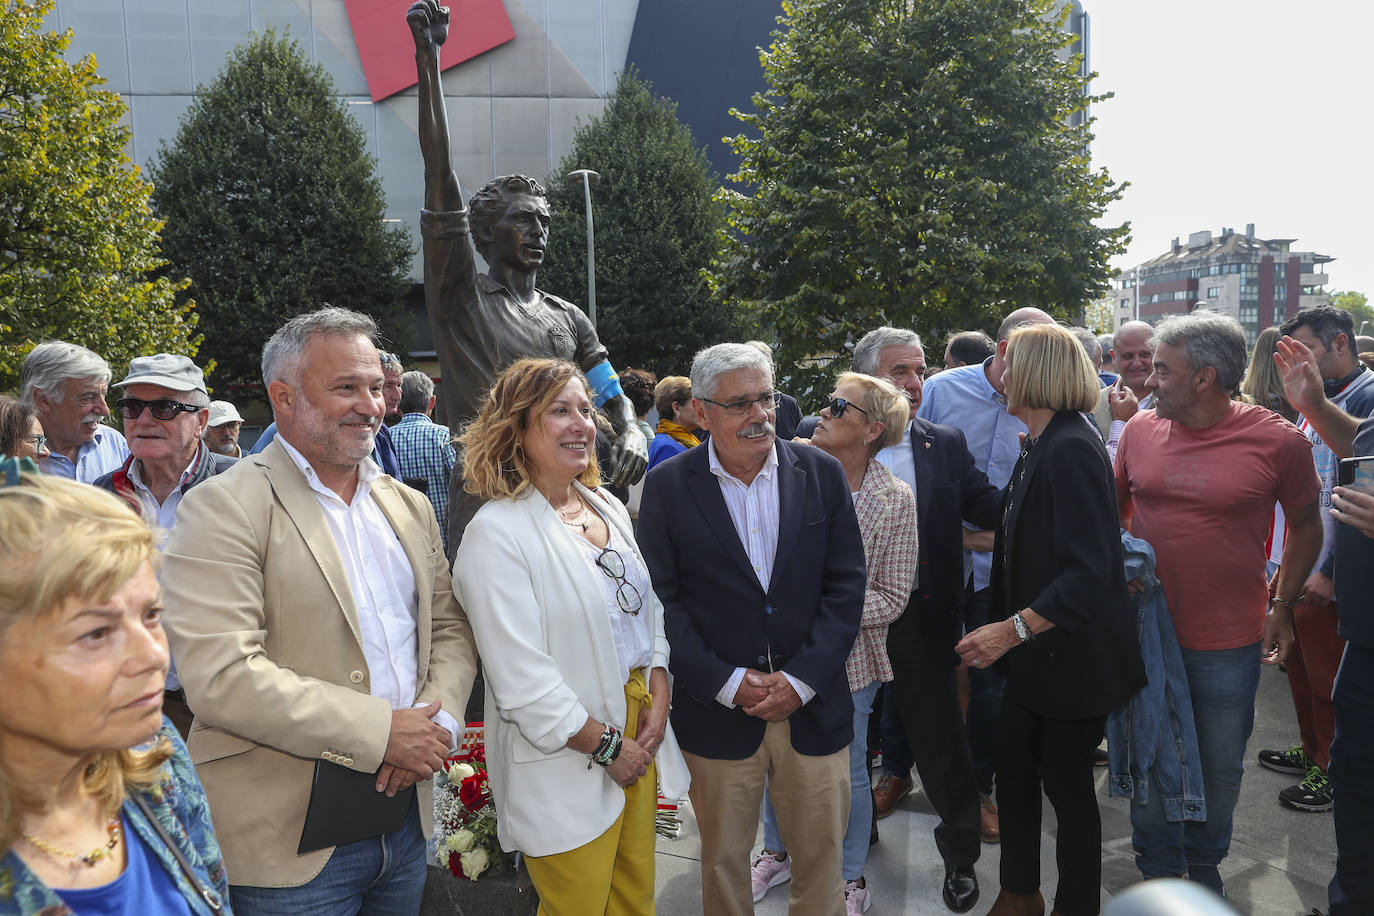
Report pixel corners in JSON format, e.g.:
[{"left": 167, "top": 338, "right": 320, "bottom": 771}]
[{"left": 685, "top": 720, "right": 848, "bottom": 916}]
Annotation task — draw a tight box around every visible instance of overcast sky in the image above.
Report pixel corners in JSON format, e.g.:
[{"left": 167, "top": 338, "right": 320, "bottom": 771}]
[{"left": 1089, "top": 1, "right": 1374, "bottom": 297}]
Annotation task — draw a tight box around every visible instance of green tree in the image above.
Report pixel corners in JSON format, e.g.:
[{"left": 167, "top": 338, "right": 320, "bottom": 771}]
[
  {"left": 149, "top": 31, "right": 412, "bottom": 392},
  {"left": 709, "top": 0, "right": 1129, "bottom": 396},
  {"left": 0, "top": 0, "right": 200, "bottom": 391},
  {"left": 1329, "top": 290, "right": 1374, "bottom": 337},
  {"left": 539, "top": 68, "right": 743, "bottom": 378}
]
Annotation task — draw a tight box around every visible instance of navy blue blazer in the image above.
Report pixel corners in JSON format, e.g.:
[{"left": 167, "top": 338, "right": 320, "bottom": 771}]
[
  {"left": 637, "top": 439, "right": 866, "bottom": 759},
  {"left": 903, "top": 417, "right": 1003, "bottom": 665}
]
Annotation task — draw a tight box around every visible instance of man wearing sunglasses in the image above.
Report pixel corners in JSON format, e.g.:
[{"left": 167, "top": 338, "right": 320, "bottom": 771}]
[{"left": 93, "top": 353, "right": 237, "bottom": 736}]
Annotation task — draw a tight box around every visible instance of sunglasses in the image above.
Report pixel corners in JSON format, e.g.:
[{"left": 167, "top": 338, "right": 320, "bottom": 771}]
[
  {"left": 827, "top": 397, "right": 871, "bottom": 420},
  {"left": 116, "top": 398, "right": 203, "bottom": 421}
]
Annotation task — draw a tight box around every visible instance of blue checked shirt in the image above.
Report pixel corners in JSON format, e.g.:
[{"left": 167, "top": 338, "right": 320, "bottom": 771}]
[{"left": 390, "top": 412, "right": 456, "bottom": 552}]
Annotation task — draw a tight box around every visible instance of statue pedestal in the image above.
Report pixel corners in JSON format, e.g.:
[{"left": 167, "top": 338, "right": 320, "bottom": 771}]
[{"left": 420, "top": 863, "right": 539, "bottom": 916}]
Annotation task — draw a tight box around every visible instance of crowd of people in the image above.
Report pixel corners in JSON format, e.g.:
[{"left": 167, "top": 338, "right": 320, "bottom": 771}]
[{"left": 2, "top": 300, "right": 1372, "bottom": 916}]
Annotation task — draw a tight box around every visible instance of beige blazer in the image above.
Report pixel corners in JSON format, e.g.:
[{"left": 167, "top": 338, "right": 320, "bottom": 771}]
[{"left": 161, "top": 440, "right": 478, "bottom": 888}]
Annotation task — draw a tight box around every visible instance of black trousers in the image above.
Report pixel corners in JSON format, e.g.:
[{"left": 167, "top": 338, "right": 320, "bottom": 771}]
[
  {"left": 995, "top": 691, "right": 1106, "bottom": 916},
  {"left": 885, "top": 608, "right": 982, "bottom": 868}
]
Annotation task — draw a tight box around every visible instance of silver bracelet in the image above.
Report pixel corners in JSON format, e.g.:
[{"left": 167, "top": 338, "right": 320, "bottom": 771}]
[{"left": 1011, "top": 612, "right": 1032, "bottom": 644}]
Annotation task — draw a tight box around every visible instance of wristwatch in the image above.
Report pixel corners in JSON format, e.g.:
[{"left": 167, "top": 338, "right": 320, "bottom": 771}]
[{"left": 1011, "top": 612, "right": 1032, "bottom": 644}]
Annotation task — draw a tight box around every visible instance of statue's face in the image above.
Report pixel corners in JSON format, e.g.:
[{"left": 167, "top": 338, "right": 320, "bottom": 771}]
[{"left": 489, "top": 193, "right": 551, "bottom": 274}]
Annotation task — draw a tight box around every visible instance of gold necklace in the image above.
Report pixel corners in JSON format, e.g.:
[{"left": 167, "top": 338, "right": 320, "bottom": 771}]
[
  {"left": 556, "top": 494, "right": 590, "bottom": 532},
  {"left": 24, "top": 818, "right": 122, "bottom": 867}
]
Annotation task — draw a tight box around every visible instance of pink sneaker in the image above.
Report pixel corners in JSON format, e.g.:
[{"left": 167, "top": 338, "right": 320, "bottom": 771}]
[
  {"left": 750, "top": 850, "right": 791, "bottom": 902},
  {"left": 845, "top": 878, "right": 871, "bottom": 914}
]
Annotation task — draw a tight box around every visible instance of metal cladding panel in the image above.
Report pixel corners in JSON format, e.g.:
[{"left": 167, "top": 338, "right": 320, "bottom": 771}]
[
  {"left": 625, "top": 0, "right": 781, "bottom": 177},
  {"left": 344, "top": 0, "right": 514, "bottom": 102}
]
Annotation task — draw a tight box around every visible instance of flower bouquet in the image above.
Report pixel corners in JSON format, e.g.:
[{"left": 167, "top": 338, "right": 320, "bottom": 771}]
[{"left": 434, "top": 725, "right": 515, "bottom": 881}]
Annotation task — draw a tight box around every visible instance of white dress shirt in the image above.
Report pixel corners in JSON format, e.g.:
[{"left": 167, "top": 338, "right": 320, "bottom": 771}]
[
  {"left": 277, "top": 436, "right": 461, "bottom": 747},
  {"left": 706, "top": 439, "right": 815, "bottom": 708}
]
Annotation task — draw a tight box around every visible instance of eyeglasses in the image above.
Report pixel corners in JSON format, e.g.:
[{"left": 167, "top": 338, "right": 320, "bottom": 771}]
[
  {"left": 22, "top": 434, "right": 47, "bottom": 450},
  {"left": 826, "top": 397, "right": 871, "bottom": 420},
  {"left": 699, "top": 391, "right": 781, "bottom": 417},
  {"left": 116, "top": 398, "right": 202, "bottom": 421},
  {"left": 594, "top": 546, "right": 642, "bottom": 616}
]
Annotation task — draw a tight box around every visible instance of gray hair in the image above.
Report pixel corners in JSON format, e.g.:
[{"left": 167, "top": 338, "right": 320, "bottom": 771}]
[
  {"left": 398, "top": 370, "right": 435, "bottom": 414},
  {"left": 690, "top": 343, "right": 773, "bottom": 401},
  {"left": 261, "top": 306, "right": 378, "bottom": 389},
  {"left": 182, "top": 389, "right": 211, "bottom": 409},
  {"left": 1152, "top": 310, "right": 1248, "bottom": 394},
  {"left": 378, "top": 350, "right": 404, "bottom": 374},
  {"left": 19, "top": 342, "right": 112, "bottom": 407},
  {"left": 1070, "top": 327, "right": 1101, "bottom": 364},
  {"left": 853, "top": 327, "right": 923, "bottom": 376}
]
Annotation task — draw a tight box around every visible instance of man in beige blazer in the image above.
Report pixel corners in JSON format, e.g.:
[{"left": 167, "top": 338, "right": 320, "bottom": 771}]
[{"left": 162, "top": 307, "right": 477, "bottom": 914}]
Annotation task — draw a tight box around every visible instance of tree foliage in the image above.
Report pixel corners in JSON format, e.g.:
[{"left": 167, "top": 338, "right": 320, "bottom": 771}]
[
  {"left": 149, "top": 31, "right": 412, "bottom": 392},
  {"left": 0, "top": 0, "right": 200, "bottom": 391},
  {"left": 1329, "top": 290, "right": 1374, "bottom": 336},
  {"left": 709, "top": 0, "right": 1129, "bottom": 395},
  {"left": 539, "top": 68, "right": 743, "bottom": 378}
]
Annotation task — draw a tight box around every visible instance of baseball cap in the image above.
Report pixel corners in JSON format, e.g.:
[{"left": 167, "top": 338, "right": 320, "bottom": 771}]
[
  {"left": 207, "top": 401, "right": 244, "bottom": 427},
  {"left": 116, "top": 354, "right": 207, "bottom": 394}
]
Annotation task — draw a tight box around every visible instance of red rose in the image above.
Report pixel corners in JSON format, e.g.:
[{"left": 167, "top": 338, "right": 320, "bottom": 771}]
[
  {"left": 459, "top": 774, "right": 485, "bottom": 810},
  {"left": 448, "top": 853, "right": 465, "bottom": 878}
]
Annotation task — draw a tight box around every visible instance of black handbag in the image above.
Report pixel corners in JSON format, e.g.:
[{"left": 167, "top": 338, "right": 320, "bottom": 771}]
[{"left": 131, "top": 793, "right": 226, "bottom": 914}]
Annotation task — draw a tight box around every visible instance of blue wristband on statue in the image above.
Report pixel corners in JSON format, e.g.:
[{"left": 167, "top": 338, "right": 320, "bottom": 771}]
[{"left": 585, "top": 360, "right": 625, "bottom": 408}]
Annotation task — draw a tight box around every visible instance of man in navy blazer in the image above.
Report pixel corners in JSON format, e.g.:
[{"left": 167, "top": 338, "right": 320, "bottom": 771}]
[{"left": 639, "top": 343, "right": 866, "bottom": 916}]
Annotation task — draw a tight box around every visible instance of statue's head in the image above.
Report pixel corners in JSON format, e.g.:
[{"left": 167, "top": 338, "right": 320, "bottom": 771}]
[{"left": 469, "top": 174, "right": 550, "bottom": 271}]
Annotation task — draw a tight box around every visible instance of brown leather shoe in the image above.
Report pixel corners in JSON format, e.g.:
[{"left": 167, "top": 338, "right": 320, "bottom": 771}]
[
  {"left": 980, "top": 793, "right": 1001, "bottom": 843},
  {"left": 986, "top": 888, "right": 1044, "bottom": 916},
  {"left": 872, "top": 772, "right": 914, "bottom": 819}
]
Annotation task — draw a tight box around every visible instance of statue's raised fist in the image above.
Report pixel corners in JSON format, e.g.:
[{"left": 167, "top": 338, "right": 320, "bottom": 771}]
[{"left": 407, "top": 0, "right": 449, "bottom": 51}]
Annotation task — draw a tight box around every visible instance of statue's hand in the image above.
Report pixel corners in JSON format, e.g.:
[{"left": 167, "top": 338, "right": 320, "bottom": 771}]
[
  {"left": 406, "top": 0, "right": 449, "bottom": 52},
  {"left": 607, "top": 425, "right": 648, "bottom": 488}
]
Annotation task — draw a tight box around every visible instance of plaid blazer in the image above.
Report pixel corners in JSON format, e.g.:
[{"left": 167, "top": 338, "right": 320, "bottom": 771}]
[{"left": 845, "top": 458, "right": 919, "bottom": 692}]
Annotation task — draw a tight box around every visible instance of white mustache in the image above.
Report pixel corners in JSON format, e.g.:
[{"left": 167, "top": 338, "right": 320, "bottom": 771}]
[
  {"left": 342, "top": 414, "right": 380, "bottom": 431},
  {"left": 81, "top": 413, "right": 105, "bottom": 425},
  {"left": 738, "top": 421, "right": 775, "bottom": 439}
]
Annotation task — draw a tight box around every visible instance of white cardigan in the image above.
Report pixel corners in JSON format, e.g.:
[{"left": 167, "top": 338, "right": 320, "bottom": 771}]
[{"left": 453, "top": 482, "right": 689, "bottom": 857}]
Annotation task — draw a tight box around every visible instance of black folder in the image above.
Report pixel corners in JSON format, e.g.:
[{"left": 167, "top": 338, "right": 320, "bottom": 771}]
[{"left": 297, "top": 760, "right": 416, "bottom": 854}]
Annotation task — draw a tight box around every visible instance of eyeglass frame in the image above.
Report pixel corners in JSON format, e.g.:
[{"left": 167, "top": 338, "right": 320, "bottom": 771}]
[
  {"left": 826, "top": 397, "right": 872, "bottom": 420},
  {"left": 115, "top": 397, "right": 204, "bottom": 421},
  {"left": 20, "top": 434, "right": 48, "bottom": 451},
  {"left": 594, "top": 545, "right": 643, "bottom": 616},
  {"left": 698, "top": 391, "right": 782, "bottom": 417}
]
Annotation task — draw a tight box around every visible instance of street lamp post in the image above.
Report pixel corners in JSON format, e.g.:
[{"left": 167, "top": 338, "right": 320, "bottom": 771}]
[{"left": 566, "top": 169, "right": 601, "bottom": 328}]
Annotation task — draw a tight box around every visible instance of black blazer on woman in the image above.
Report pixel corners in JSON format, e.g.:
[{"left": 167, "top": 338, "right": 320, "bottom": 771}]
[{"left": 989, "top": 409, "right": 1145, "bottom": 720}]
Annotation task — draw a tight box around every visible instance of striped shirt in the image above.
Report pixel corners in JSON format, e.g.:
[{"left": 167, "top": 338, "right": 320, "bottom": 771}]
[{"left": 43, "top": 424, "right": 129, "bottom": 483}]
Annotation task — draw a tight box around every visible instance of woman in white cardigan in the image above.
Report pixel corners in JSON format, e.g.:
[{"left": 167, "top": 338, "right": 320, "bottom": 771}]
[{"left": 452, "top": 358, "right": 687, "bottom": 914}]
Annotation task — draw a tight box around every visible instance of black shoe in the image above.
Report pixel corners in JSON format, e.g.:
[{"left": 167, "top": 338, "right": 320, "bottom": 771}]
[
  {"left": 1258, "top": 743, "right": 1314, "bottom": 776},
  {"left": 942, "top": 865, "right": 979, "bottom": 913}
]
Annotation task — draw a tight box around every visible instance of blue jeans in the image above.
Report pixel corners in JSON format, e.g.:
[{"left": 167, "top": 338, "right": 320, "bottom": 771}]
[
  {"left": 1130, "top": 642, "right": 1261, "bottom": 893},
  {"left": 230, "top": 795, "right": 427, "bottom": 916},
  {"left": 1329, "top": 643, "right": 1374, "bottom": 915},
  {"left": 764, "top": 681, "right": 880, "bottom": 881}
]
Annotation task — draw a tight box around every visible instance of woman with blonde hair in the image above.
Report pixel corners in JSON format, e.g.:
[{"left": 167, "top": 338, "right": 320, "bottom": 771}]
[
  {"left": 0, "top": 463, "right": 228, "bottom": 914},
  {"left": 752, "top": 373, "right": 917, "bottom": 914},
  {"left": 647, "top": 376, "right": 700, "bottom": 470},
  {"left": 451, "top": 358, "right": 687, "bottom": 914},
  {"left": 956, "top": 324, "right": 1144, "bottom": 916},
  {"left": 1241, "top": 327, "right": 1297, "bottom": 422}
]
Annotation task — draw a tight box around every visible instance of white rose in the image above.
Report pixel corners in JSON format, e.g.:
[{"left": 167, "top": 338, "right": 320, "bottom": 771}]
[
  {"left": 460, "top": 846, "right": 490, "bottom": 880},
  {"left": 445, "top": 828, "right": 476, "bottom": 854},
  {"left": 447, "top": 762, "right": 476, "bottom": 782}
]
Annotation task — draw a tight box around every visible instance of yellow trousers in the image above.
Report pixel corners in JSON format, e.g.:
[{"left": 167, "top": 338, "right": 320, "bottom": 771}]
[{"left": 524, "top": 668, "right": 658, "bottom": 915}]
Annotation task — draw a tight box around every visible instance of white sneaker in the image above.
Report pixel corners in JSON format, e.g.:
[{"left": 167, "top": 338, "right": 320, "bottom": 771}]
[
  {"left": 844, "top": 878, "right": 871, "bottom": 914},
  {"left": 750, "top": 851, "right": 791, "bottom": 902}
]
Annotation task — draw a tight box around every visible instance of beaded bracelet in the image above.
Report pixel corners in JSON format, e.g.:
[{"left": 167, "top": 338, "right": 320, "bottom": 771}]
[{"left": 588, "top": 724, "right": 622, "bottom": 769}]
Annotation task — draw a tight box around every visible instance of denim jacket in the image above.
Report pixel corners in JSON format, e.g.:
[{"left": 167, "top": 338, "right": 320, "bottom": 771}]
[
  {"left": 1106, "top": 533, "right": 1207, "bottom": 822},
  {"left": 0, "top": 719, "right": 230, "bottom": 916}
]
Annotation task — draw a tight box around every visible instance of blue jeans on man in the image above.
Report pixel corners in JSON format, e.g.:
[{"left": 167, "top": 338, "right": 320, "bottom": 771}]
[
  {"left": 230, "top": 796, "right": 428, "bottom": 915},
  {"left": 1131, "top": 642, "right": 1262, "bottom": 894}
]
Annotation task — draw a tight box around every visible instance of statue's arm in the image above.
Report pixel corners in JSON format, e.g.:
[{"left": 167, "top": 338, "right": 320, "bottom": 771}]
[{"left": 408, "top": 0, "right": 463, "bottom": 212}]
